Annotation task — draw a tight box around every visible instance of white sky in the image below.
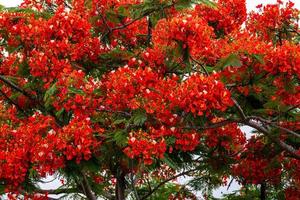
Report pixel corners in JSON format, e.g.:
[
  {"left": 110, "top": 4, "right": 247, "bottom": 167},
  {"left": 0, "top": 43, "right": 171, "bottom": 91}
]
[
  {"left": 0, "top": 0, "right": 23, "bottom": 7},
  {"left": 0, "top": 0, "right": 300, "bottom": 10}
]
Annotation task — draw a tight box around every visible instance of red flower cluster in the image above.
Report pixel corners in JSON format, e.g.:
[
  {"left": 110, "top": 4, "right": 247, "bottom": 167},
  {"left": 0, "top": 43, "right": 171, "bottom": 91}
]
[
  {"left": 285, "top": 187, "right": 300, "bottom": 200},
  {"left": 0, "top": 112, "right": 102, "bottom": 189},
  {"left": 272, "top": 76, "right": 300, "bottom": 107},
  {"left": 203, "top": 122, "right": 246, "bottom": 153},
  {"left": 124, "top": 130, "right": 166, "bottom": 165},
  {"left": 195, "top": 0, "right": 247, "bottom": 35},
  {"left": 177, "top": 74, "right": 233, "bottom": 116},
  {"left": 57, "top": 117, "right": 102, "bottom": 163},
  {"left": 150, "top": 126, "right": 200, "bottom": 152},
  {"left": 53, "top": 69, "right": 102, "bottom": 116},
  {"left": 265, "top": 42, "right": 300, "bottom": 78},
  {"left": 7, "top": 193, "right": 49, "bottom": 200},
  {"left": 141, "top": 47, "right": 169, "bottom": 73},
  {"left": 88, "top": 0, "right": 148, "bottom": 46},
  {"left": 247, "top": 0, "right": 299, "bottom": 42},
  {"left": 153, "top": 14, "right": 215, "bottom": 61},
  {"left": 22, "top": 0, "right": 66, "bottom": 10},
  {"left": 174, "top": 131, "right": 200, "bottom": 152},
  {"left": 0, "top": 7, "right": 104, "bottom": 84},
  {"left": 103, "top": 67, "right": 232, "bottom": 120},
  {"left": 233, "top": 137, "right": 283, "bottom": 185},
  {"left": 0, "top": 114, "right": 58, "bottom": 187},
  {"left": 283, "top": 155, "right": 300, "bottom": 199}
]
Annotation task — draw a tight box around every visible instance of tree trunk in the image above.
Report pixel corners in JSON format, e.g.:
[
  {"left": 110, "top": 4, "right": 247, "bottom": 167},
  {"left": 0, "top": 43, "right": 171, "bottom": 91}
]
[
  {"left": 260, "top": 182, "right": 266, "bottom": 200},
  {"left": 115, "top": 174, "right": 126, "bottom": 200},
  {"left": 81, "top": 172, "right": 97, "bottom": 200}
]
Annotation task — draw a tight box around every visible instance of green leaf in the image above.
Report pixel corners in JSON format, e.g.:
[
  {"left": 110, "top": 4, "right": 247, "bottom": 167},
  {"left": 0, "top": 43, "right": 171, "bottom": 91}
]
[
  {"left": 6, "top": 45, "right": 22, "bottom": 54},
  {"left": 44, "top": 83, "right": 57, "bottom": 101},
  {"left": 55, "top": 108, "right": 65, "bottom": 118},
  {"left": 0, "top": 4, "right": 5, "bottom": 11},
  {"left": 175, "top": 0, "right": 192, "bottom": 10},
  {"left": 162, "top": 154, "right": 179, "bottom": 170},
  {"left": 117, "top": 6, "right": 129, "bottom": 18},
  {"left": 9, "top": 92, "right": 20, "bottom": 101},
  {"left": 44, "top": 83, "right": 57, "bottom": 108},
  {"left": 166, "top": 136, "right": 176, "bottom": 145},
  {"left": 217, "top": 54, "right": 242, "bottom": 70},
  {"left": 93, "top": 88, "right": 102, "bottom": 96},
  {"left": 28, "top": 168, "right": 39, "bottom": 179},
  {"left": 106, "top": 10, "right": 122, "bottom": 24},
  {"left": 113, "top": 130, "right": 128, "bottom": 147},
  {"left": 113, "top": 118, "right": 127, "bottom": 125},
  {"left": 99, "top": 48, "right": 133, "bottom": 61},
  {"left": 68, "top": 87, "right": 85, "bottom": 95},
  {"left": 17, "top": 62, "right": 30, "bottom": 76},
  {"left": 0, "top": 185, "right": 5, "bottom": 195},
  {"left": 132, "top": 110, "right": 147, "bottom": 126},
  {"left": 252, "top": 54, "right": 265, "bottom": 64},
  {"left": 82, "top": 159, "right": 100, "bottom": 172},
  {"left": 4, "top": 7, "right": 53, "bottom": 19},
  {"left": 193, "top": 0, "right": 217, "bottom": 8}
]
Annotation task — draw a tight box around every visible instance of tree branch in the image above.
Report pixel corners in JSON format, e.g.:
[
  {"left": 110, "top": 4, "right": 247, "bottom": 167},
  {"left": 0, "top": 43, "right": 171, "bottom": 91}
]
[
  {"left": 0, "top": 75, "right": 35, "bottom": 100},
  {"left": 231, "top": 97, "right": 246, "bottom": 120},
  {"left": 245, "top": 119, "right": 300, "bottom": 160},
  {"left": 101, "top": 3, "right": 175, "bottom": 40},
  {"left": 81, "top": 172, "right": 97, "bottom": 200},
  {"left": 146, "top": 17, "right": 152, "bottom": 46},
  {"left": 184, "top": 119, "right": 240, "bottom": 131},
  {"left": 227, "top": 97, "right": 300, "bottom": 159},
  {"left": 260, "top": 182, "right": 266, "bottom": 200},
  {"left": 36, "top": 188, "right": 79, "bottom": 195},
  {"left": 0, "top": 89, "right": 27, "bottom": 115},
  {"left": 190, "top": 56, "right": 209, "bottom": 76},
  {"left": 0, "top": 75, "right": 64, "bottom": 126},
  {"left": 140, "top": 168, "right": 199, "bottom": 200},
  {"left": 130, "top": 160, "right": 140, "bottom": 200},
  {"left": 96, "top": 108, "right": 132, "bottom": 117},
  {"left": 248, "top": 116, "right": 300, "bottom": 139},
  {"left": 64, "top": 1, "right": 73, "bottom": 10}
]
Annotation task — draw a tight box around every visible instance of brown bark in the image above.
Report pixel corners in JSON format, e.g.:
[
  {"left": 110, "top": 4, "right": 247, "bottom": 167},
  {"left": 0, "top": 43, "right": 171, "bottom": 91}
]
[
  {"left": 260, "top": 182, "right": 266, "bottom": 200},
  {"left": 115, "top": 174, "right": 126, "bottom": 200}
]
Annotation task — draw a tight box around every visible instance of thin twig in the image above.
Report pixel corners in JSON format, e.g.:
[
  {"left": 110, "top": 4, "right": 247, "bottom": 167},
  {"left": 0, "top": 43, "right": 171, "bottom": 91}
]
[
  {"left": 97, "top": 3, "right": 112, "bottom": 34},
  {"left": 36, "top": 188, "right": 79, "bottom": 195},
  {"left": 248, "top": 116, "right": 300, "bottom": 139},
  {"left": 101, "top": 3, "right": 175, "bottom": 40},
  {"left": 64, "top": 1, "right": 73, "bottom": 10},
  {"left": 272, "top": 104, "right": 300, "bottom": 121},
  {"left": 130, "top": 160, "right": 140, "bottom": 200},
  {"left": 184, "top": 119, "right": 240, "bottom": 131},
  {"left": 146, "top": 179, "right": 152, "bottom": 194},
  {"left": 226, "top": 95, "right": 300, "bottom": 159},
  {"left": 0, "top": 89, "right": 27, "bottom": 115},
  {"left": 141, "top": 168, "right": 199, "bottom": 200},
  {"left": 146, "top": 16, "right": 152, "bottom": 46},
  {"left": 227, "top": 178, "right": 234, "bottom": 191},
  {"left": 245, "top": 119, "right": 300, "bottom": 160},
  {"left": 0, "top": 75, "right": 34, "bottom": 100},
  {"left": 81, "top": 172, "right": 97, "bottom": 200},
  {"left": 190, "top": 56, "right": 209, "bottom": 76},
  {"left": 97, "top": 108, "right": 132, "bottom": 117},
  {"left": 101, "top": 14, "right": 147, "bottom": 40},
  {"left": 231, "top": 97, "right": 246, "bottom": 120}
]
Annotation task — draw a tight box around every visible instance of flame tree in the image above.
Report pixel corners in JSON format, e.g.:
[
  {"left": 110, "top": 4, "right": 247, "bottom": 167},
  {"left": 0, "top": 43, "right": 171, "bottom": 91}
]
[{"left": 0, "top": 0, "right": 299, "bottom": 199}]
